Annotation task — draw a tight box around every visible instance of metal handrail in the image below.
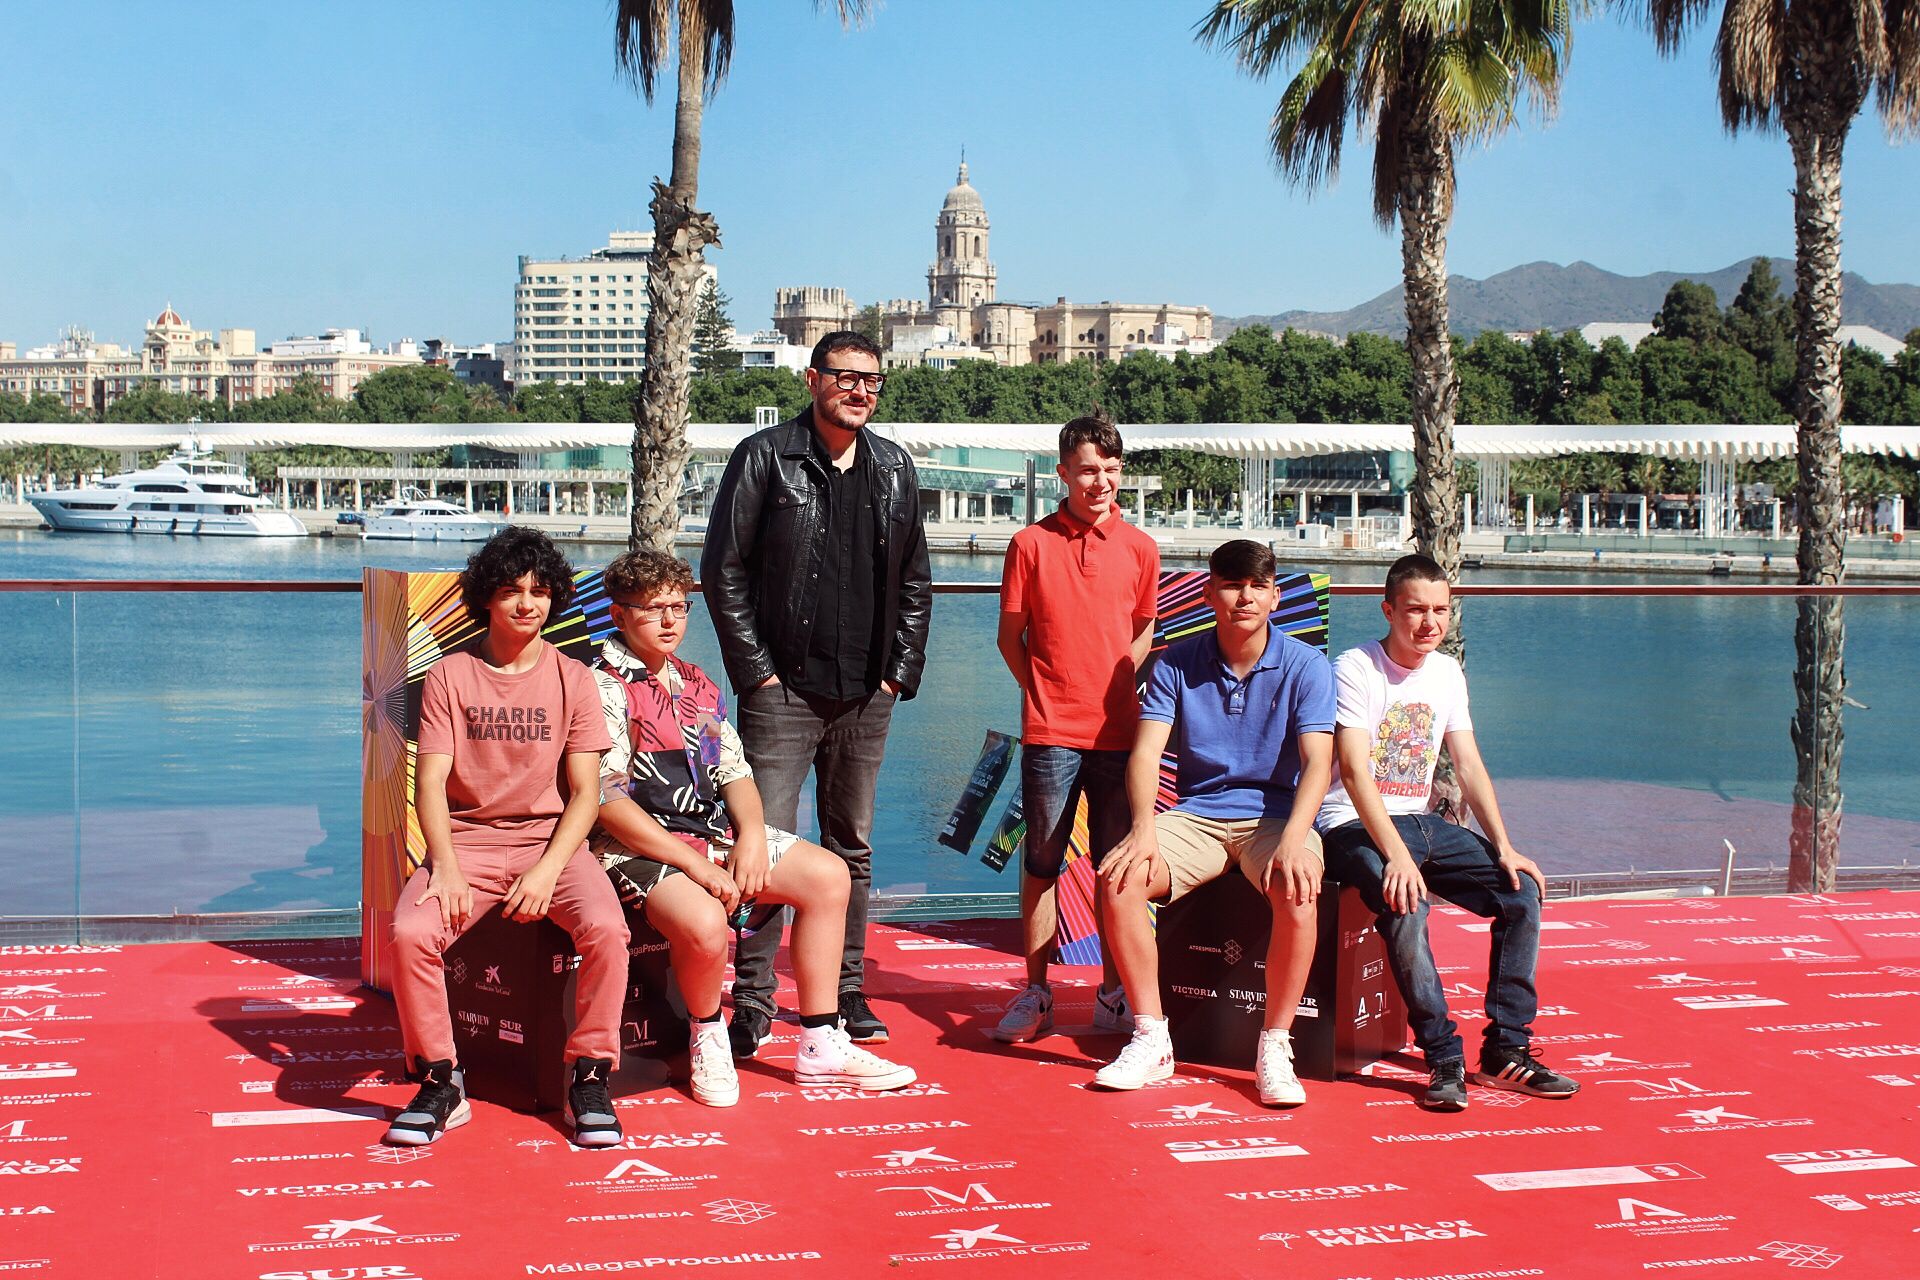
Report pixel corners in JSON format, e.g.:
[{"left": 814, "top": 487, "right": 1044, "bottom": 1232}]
[{"left": 3, "top": 579, "right": 1919, "bottom": 596}]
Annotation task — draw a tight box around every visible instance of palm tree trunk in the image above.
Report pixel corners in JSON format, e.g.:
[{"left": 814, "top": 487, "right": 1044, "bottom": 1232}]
[
  {"left": 1781, "top": 26, "right": 1864, "bottom": 893},
  {"left": 1397, "top": 94, "right": 1468, "bottom": 820},
  {"left": 1398, "top": 101, "right": 1463, "bottom": 617},
  {"left": 631, "top": 31, "right": 721, "bottom": 553}
]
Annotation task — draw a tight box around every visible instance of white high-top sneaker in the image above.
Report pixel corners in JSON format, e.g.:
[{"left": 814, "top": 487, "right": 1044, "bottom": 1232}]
[
  {"left": 1093, "top": 1016, "right": 1175, "bottom": 1090},
  {"left": 796, "top": 1024, "right": 917, "bottom": 1091},
  {"left": 1255, "top": 1027, "right": 1306, "bottom": 1107},
  {"left": 688, "top": 1020, "right": 739, "bottom": 1107}
]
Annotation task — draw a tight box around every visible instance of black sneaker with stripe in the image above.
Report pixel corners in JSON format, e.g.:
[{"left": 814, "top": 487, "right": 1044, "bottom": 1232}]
[
  {"left": 1421, "top": 1059, "right": 1469, "bottom": 1111},
  {"left": 566, "top": 1056, "right": 623, "bottom": 1148},
  {"left": 1473, "top": 1047, "right": 1580, "bottom": 1098},
  {"left": 384, "top": 1057, "right": 469, "bottom": 1146}
]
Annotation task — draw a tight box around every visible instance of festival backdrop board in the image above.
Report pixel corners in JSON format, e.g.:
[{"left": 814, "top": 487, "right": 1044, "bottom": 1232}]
[
  {"left": 1047, "top": 569, "right": 1331, "bottom": 965},
  {"left": 360, "top": 565, "right": 613, "bottom": 993}
]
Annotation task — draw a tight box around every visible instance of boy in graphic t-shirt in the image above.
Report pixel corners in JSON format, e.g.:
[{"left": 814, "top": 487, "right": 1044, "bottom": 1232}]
[
  {"left": 384, "top": 527, "right": 630, "bottom": 1148},
  {"left": 1317, "top": 553, "right": 1579, "bottom": 1112},
  {"left": 990, "top": 411, "right": 1160, "bottom": 1043}
]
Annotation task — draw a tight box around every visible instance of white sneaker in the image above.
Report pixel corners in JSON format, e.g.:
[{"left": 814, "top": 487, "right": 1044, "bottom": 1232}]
[
  {"left": 1091, "top": 983, "right": 1133, "bottom": 1033},
  {"left": 1256, "top": 1027, "right": 1306, "bottom": 1107},
  {"left": 688, "top": 1020, "right": 739, "bottom": 1108},
  {"left": 1093, "top": 1017, "right": 1174, "bottom": 1090},
  {"left": 796, "top": 1024, "right": 917, "bottom": 1092},
  {"left": 987, "top": 983, "right": 1054, "bottom": 1043}
]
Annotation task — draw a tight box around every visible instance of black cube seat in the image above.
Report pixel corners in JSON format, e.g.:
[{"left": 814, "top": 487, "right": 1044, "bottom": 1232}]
[
  {"left": 442, "top": 905, "right": 686, "bottom": 1114},
  {"left": 1156, "top": 875, "right": 1406, "bottom": 1081}
]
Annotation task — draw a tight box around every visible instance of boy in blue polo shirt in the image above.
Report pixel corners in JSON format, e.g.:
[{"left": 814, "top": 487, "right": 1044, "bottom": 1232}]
[{"left": 1094, "top": 540, "right": 1335, "bottom": 1106}]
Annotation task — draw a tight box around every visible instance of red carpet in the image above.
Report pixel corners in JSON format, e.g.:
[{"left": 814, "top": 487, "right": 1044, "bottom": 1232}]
[{"left": 5, "top": 890, "right": 1919, "bottom": 1279}]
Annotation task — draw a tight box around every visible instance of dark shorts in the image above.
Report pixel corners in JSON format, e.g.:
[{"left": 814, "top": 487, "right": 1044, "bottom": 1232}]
[{"left": 1020, "top": 745, "right": 1131, "bottom": 879}]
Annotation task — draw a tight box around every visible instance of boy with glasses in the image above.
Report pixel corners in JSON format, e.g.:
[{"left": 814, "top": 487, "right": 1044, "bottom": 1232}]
[
  {"left": 701, "top": 330, "right": 931, "bottom": 1057},
  {"left": 589, "top": 550, "right": 916, "bottom": 1102},
  {"left": 990, "top": 410, "right": 1159, "bottom": 1043}
]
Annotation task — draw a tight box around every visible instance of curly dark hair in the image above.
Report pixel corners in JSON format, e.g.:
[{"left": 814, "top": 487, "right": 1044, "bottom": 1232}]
[
  {"left": 602, "top": 549, "right": 695, "bottom": 604},
  {"left": 459, "top": 525, "right": 577, "bottom": 622}
]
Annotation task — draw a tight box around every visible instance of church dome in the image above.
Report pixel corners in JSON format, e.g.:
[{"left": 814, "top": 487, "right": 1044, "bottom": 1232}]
[
  {"left": 153, "top": 305, "right": 185, "bottom": 328},
  {"left": 942, "top": 161, "right": 983, "bottom": 213}
]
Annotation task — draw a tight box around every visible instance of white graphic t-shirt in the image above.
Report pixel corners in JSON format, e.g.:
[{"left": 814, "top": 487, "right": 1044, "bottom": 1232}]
[{"left": 1316, "top": 640, "right": 1472, "bottom": 832}]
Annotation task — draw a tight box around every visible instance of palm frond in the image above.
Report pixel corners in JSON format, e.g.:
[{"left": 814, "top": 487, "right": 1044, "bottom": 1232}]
[
  {"left": 1640, "top": 0, "right": 1715, "bottom": 55},
  {"left": 1369, "top": 84, "right": 1408, "bottom": 226},
  {"left": 613, "top": 0, "right": 737, "bottom": 101},
  {"left": 1712, "top": 0, "right": 1784, "bottom": 131},
  {"left": 1879, "top": 0, "right": 1920, "bottom": 135},
  {"left": 1272, "top": 47, "right": 1355, "bottom": 185}
]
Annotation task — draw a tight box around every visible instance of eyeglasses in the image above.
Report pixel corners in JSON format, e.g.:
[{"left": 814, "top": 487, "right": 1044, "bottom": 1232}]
[
  {"left": 614, "top": 600, "right": 691, "bottom": 622},
  {"left": 817, "top": 367, "right": 887, "bottom": 393}
]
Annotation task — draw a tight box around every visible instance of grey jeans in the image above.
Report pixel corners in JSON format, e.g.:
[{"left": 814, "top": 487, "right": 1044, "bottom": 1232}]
[{"left": 730, "top": 680, "right": 896, "bottom": 1013}]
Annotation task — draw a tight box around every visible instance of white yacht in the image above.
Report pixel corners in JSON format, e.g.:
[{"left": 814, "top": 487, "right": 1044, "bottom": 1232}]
[
  {"left": 29, "top": 446, "right": 306, "bottom": 537},
  {"left": 362, "top": 487, "right": 501, "bottom": 542}
]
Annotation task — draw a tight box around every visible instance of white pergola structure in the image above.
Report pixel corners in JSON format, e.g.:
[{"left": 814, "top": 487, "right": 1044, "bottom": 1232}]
[{"left": 4, "top": 421, "right": 1918, "bottom": 533}]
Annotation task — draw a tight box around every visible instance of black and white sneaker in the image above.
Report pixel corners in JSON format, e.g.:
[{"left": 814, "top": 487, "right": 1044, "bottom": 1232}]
[
  {"left": 1421, "top": 1059, "right": 1469, "bottom": 1112},
  {"left": 566, "top": 1057, "right": 623, "bottom": 1148},
  {"left": 838, "top": 991, "right": 889, "bottom": 1044},
  {"left": 727, "top": 1005, "right": 773, "bottom": 1061},
  {"left": 384, "top": 1057, "right": 469, "bottom": 1146},
  {"left": 1473, "top": 1047, "right": 1580, "bottom": 1098}
]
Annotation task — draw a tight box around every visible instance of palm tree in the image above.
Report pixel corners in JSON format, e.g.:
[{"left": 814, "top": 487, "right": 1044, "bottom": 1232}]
[
  {"left": 1634, "top": 0, "right": 1917, "bottom": 891},
  {"left": 1198, "top": 0, "right": 1576, "bottom": 619},
  {"left": 614, "top": 1, "right": 868, "bottom": 552}
]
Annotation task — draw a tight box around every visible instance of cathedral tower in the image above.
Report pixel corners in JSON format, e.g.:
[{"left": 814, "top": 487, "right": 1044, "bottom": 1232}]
[{"left": 926, "top": 159, "right": 996, "bottom": 342}]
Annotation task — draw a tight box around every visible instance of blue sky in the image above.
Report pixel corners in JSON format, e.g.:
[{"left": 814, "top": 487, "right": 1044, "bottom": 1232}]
[{"left": 1, "top": 1, "right": 1914, "bottom": 349}]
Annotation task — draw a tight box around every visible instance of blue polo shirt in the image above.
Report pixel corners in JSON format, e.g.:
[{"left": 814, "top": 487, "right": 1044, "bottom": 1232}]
[{"left": 1140, "top": 621, "right": 1336, "bottom": 821}]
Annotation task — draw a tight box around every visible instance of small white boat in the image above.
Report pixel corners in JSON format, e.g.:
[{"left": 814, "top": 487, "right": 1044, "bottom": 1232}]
[
  {"left": 29, "top": 444, "right": 306, "bottom": 538},
  {"left": 362, "top": 487, "right": 502, "bottom": 542}
]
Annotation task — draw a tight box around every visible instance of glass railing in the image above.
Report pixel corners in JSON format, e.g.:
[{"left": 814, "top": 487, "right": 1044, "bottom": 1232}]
[{"left": 2, "top": 575, "right": 1915, "bottom": 943}]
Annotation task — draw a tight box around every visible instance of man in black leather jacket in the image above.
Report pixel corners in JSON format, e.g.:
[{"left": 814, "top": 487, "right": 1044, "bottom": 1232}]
[{"left": 700, "top": 330, "right": 931, "bottom": 1056}]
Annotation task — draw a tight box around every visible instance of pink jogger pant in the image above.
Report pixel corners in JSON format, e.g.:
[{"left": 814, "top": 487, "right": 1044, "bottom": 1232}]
[{"left": 390, "top": 842, "right": 630, "bottom": 1068}]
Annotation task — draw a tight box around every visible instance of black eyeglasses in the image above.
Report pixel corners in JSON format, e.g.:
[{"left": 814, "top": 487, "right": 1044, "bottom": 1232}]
[
  {"left": 817, "top": 367, "right": 887, "bottom": 393},
  {"left": 613, "top": 600, "right": 691, "bottom": 621}
]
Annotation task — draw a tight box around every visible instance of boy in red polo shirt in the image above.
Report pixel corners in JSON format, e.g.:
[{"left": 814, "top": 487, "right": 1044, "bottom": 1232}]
[{"left": 990, "top": 410, "right": 1161, "bottom": 1043}]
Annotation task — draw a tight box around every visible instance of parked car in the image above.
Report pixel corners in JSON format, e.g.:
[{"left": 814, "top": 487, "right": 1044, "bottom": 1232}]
[{"left": 336, "top": 511, "right": 365, "bottom": 526}]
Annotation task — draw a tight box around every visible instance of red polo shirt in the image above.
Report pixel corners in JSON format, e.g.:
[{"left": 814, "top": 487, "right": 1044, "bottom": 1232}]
[{"left": 1001, "top": 505, "right": 1161, "bottom": 750}]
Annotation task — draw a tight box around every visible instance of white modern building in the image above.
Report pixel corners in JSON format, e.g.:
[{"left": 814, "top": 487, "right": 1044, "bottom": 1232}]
[
  {"left": 513, "top": 230, "right": 717, "bottom": 385},
  {"left": 733, "top": 331, "right": 811, "bottom": 374}
]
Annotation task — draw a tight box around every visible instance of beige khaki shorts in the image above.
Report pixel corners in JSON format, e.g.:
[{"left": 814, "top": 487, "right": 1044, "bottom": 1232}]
[{"left": 1154, "top": 809, "right": 1324, "bottom": 903}]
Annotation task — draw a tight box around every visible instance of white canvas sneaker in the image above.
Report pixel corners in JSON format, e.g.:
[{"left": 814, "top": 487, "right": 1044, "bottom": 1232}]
[
  {"left": 688, "top": 1020, "right": 739, "bottom": 1107},
  {"left": 1255, "top": 1027, "right": 1306, "bottom": 1107},
  {"left": 795, "top": 1024, "right": 917, "bottom": 1091},
  {"left": 1091, "top": 983, "right": 1134, "bottom": 1033},
  {"left": 987, "top": 983, "right": 1055, "bottom": 1043},
  {"left": 1093, "top": 1017, "right": 1175, "bottom": 1090}
]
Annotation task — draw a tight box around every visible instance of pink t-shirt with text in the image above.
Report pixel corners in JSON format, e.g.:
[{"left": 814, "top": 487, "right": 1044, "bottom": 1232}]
[{"left": 417, "top": 644, "right": 613, "bottom": 853}]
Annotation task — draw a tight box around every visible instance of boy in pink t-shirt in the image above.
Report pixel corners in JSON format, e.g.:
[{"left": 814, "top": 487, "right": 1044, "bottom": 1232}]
[{"left": 385, "top": 527, "right": 628, "bottom": 1148}]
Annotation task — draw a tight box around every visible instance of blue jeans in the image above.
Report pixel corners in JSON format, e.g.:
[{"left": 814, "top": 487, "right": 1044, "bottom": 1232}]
[
  {"left": 1323, "top": 814, "right": 1541, "bottom": 1066},
  {"left": 1020, "top": 746, "right": 1131, "bottom": 879}
]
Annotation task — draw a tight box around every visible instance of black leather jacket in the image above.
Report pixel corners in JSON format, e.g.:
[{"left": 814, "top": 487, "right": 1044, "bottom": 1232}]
[{"left": 700, "top": 412, "right": 932, "bottom": 699}]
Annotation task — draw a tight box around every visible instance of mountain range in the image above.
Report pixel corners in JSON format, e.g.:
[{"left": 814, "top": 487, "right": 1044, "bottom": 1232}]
[{"left": 1218, "top": 258, "right": 1920, "bottom": 342}]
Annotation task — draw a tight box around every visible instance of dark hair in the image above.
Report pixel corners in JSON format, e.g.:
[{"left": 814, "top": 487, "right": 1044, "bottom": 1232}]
[
  {"left": 460, "top": 525, "right": 576, "bottom": 622},
  {"left": 1384, "top": 553, "right": 1450, "bottom": 603},
  {"left": 603, "top": 548, "right": 695, "bottom": 603},
  {"left": 1059, "top": 407, "right": 1124, "bottom": 463},
  {"left": 810, "top": 330, "right": 882, "bottom": 369},
  {"left": 1208, "top": 538, "right": 1276, "bottom": 583}
]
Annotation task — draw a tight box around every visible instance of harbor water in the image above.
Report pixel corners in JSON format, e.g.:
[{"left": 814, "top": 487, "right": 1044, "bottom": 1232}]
[{"left": 3, "top": 528, "right": 1916, "bottom": 921}]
